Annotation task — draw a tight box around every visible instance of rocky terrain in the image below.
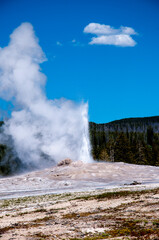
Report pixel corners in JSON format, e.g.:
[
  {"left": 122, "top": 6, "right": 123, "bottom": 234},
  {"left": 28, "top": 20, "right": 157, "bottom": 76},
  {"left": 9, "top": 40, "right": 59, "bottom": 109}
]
[
  {"left": 0, "top": 187, "right": 159, "bottom": 239},
  {"left": 0, "top": 161, "right": 159, "bottom": 239}
]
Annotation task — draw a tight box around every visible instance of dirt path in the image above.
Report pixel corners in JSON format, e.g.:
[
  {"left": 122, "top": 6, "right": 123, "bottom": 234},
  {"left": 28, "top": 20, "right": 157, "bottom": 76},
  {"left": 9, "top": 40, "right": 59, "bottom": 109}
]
[{"left": 0, "top": 187, "right": 159, "bottom": 239}]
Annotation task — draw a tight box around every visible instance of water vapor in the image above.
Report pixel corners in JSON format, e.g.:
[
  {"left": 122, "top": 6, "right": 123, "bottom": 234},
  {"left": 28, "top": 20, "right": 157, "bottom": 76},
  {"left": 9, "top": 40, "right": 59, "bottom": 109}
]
[{"left": 0, "top": 23, "right": 92, "bottom": 170}]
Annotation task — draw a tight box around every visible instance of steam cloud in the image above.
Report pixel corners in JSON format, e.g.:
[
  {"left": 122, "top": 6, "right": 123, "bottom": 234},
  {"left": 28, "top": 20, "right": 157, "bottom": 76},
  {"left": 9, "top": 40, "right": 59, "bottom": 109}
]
[{"left": 0, "top": 23, "right": 92, "bottom": 170}]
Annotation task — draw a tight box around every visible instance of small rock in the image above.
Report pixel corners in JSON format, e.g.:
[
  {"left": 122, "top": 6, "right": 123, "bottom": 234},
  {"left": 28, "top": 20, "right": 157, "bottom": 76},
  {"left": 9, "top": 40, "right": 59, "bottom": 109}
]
[
  {"left": 46, "top": 222, "right": 52, "bottom": 226},
  {"left": 124, "top": 181, "right": 141, "bottom": 186},
  {"left": 130, "top": 181, "right": 141, "bottom": 185},
  {"left": 57, "top": 158, "right": 72, "bottom": 166}
]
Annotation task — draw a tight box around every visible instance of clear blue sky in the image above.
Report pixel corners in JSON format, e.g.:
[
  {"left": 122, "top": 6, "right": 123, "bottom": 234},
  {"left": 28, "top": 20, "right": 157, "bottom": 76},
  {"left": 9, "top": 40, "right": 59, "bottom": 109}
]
[{"left": 0, "top": 0, "right": 159, "bottom": 123}]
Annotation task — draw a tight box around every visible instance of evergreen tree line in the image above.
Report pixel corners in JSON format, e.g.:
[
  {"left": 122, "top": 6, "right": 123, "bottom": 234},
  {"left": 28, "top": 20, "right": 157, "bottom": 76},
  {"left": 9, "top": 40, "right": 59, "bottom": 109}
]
[{"left": 89, "top": 119, "right": 159, "bottom": 166}]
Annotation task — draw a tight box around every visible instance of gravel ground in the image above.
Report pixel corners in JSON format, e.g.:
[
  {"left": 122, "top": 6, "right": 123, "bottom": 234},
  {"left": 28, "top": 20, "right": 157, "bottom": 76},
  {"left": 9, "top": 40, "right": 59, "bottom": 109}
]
[
  {"left": 0, "top": 161, "right": 159, "bottom": 239},
  {"left": 0, "top": 187, "right": 159, "bottom": 239}
]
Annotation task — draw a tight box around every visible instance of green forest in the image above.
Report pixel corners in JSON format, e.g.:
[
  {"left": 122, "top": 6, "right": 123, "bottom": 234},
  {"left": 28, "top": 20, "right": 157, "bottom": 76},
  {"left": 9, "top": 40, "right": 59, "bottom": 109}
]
[
  {"left": 1, "top": 116, "right": 159, "bottom": 176},
  {"left": 89, "top": 116, "right": 159, "bottom": 166}
]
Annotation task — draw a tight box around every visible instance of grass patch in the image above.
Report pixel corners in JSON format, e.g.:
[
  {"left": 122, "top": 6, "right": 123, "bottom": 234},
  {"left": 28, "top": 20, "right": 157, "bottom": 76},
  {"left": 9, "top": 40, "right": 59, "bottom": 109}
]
[
  {"left": 30, "top": 232, "right": 52, "bottom": 239},
  {"left": 0, "top": 222, "right": 41, "bottom": 235},
  {"left": 63, "top": 211, "right": 93, "bottom": 219},
  {"left": 153, "top": 219, "right": 159, "bottom": 227},
  {"left": 33, "top": 215, "right": 55, "bottom": 223},
  {"left": 33, "top": 208, "right": 47, "bottom": 213},
  {"left": 144, "top": 201, "right": 159, "bottom": 207},
  {"left": 0, "top": 192, "right": 74, "bottom": 209},
  {"left": 72, "top": 188, "right": 159, "bottom": 201},
  {"left": 70, "top": 219, "right": 159, "bottom": 240},
  {"left": 0, "top": 215, "right": 55, "bottom": 235}
]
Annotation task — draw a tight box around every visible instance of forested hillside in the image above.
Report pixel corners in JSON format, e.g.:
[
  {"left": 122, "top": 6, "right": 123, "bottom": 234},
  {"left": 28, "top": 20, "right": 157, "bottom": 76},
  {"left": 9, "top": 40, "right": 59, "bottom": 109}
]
[{"left": 89, "top": 116, "right": 159, "bottom": 166}]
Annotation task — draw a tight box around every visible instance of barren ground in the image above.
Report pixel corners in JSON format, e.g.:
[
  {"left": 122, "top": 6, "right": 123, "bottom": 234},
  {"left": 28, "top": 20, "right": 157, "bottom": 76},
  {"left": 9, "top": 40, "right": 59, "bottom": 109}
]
[
  {"left": 0, "top": 161, "right": 159, "bottom": 239},
  {"left": 0, "top": 187, "right": 159, "bottom": 240},
  {"left": 0, "top": 161, "right": 159, "bottom": 200}
]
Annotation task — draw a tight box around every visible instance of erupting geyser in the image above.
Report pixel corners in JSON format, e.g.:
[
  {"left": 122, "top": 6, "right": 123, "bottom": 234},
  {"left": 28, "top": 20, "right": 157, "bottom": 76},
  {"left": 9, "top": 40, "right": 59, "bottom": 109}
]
[{"left": 0, "top": 22, "right": 92, "bottom": 170}]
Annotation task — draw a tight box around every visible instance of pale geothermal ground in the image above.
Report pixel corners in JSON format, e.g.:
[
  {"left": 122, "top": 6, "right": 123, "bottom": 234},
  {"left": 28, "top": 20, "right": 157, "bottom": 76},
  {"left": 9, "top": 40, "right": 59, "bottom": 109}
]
[{"left": 0, "top": 161, "right": 159, "bottom": 239}]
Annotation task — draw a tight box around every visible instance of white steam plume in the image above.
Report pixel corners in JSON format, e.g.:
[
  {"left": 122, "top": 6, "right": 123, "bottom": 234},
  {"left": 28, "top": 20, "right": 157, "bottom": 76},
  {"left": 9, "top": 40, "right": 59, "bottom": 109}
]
[{"left": 0, "top": 22, "right": 92, "bottom": 169}]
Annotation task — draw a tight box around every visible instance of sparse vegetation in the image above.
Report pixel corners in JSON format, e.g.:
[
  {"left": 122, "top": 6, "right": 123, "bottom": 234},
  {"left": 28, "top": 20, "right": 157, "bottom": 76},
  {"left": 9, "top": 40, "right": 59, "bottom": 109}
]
[
  {"left": 70, "top": 219, "right": 159, "bottom": 240},
  {"left": 0, "top": 188, "right": 159, "bottom": 239},
  {"left": 73, "top": 188, "right": 159, "bottom": 201}
]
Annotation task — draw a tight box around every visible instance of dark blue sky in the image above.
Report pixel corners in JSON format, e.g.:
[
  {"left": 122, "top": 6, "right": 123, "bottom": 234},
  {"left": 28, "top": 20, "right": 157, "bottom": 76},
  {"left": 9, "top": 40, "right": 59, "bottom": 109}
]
[{"left": 0, "top": 0, "right": 159, "bottom": 123}]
